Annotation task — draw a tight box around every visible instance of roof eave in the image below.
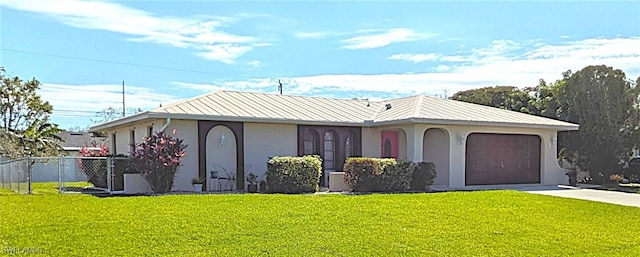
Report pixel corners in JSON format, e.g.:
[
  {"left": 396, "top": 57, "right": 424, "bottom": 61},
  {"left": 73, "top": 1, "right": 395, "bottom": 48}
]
[
  {"left": 410, "top": 118, "right": 579, "bottom": 131},
  {"left": 90, "top": 112, "right": 580, "bottom": 132},
  {"left": 89, "top": 112, "right": 159, "bottom": 132},
  {"left": 92, "top": 112, "right": 368, "bottom": 130}
]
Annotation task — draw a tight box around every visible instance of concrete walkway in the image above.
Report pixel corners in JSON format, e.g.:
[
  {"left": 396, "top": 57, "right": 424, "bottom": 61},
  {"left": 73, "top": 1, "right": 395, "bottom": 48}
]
[{"left": 525, "top": 185, "right": 640, "bottom": 208}]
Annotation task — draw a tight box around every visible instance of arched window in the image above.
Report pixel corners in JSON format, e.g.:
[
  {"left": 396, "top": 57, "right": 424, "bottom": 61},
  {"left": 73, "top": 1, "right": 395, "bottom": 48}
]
[
  {"left": 383, "top": 138, "right": 392, "bottom": 158},
  {"left": 345, "top": 131, "right": 354, "bottom": 159},
  {"left": 323, "top": 131, "right": 335, "bottom": 171},
  {"left": 304, "top": 129, "right": 320, "bottom": 155}
]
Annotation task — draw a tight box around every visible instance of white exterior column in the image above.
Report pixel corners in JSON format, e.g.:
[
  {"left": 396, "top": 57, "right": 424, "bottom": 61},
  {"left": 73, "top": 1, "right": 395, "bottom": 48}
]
[
  {"left": 405, "top": 124, "right": 427, "bottom": 162},
  {"left": 448, "top": 128, "right": 468, "bottom": 188},
  {"left": 540, "top": 131, "right": 565, "bottom": 185}
]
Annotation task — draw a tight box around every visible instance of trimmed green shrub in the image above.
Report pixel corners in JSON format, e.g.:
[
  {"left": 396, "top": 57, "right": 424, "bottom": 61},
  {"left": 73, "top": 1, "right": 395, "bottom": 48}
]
[
  {"left": 410, "top": 162, "right": 436, "bottom": 190},
  {"left": 343, "top": 157, "right": 397, "bottom": 192},
  {"left": 382, "top": 160, "right": 414, "bottom": 191},
  {"left": 266, "top": 155, "right": 322, "bottom": 193},
  {"left": 344, "top": 158, "right": 437, "bottom": 192}
]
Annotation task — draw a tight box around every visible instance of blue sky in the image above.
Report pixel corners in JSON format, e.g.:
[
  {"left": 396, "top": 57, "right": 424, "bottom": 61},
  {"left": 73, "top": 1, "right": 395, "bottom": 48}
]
[{"left": 1, "top": 0, "right": 639, "bottom": 129}]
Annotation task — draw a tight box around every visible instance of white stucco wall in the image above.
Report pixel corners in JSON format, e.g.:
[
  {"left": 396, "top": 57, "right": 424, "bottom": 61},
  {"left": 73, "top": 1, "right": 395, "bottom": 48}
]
[
  {"left": 105, "top": 118, "right": 565, "bottom": 191},
  {"left": 361, "top": 126, "right": 409, "bottom": 159},
  {"left": 107, "top": 120, "right": 163, "bottom": 155},
  {"left": 424, "top": 128, "right": 450, "bottom": 186},
  {"left": 104, "top": 119, "right": 198, "bottom": 192},
  {"left": 363, "top": 123, "right": 564, "bottom": 188},
  {"left": 243, "top": 122, "right": 298, "bottom": 182},
  {"left": 361, "top": 127, "right": 381, "bottom": 158},
  {"left": 444, "top": 125, "right": 564, "bottom": 188},
  {"left": 164, "top": 120, "right": 199, "bottom": 191}
]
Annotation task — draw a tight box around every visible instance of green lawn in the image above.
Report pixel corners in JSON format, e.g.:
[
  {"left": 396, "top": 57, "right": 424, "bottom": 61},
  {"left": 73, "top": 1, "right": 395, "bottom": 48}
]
[
  {"left": 1, "top": 190, "right": 639, "bottom": 256},
  {"left": 0, "top": 182, "right": 92, "bottom": 195}
]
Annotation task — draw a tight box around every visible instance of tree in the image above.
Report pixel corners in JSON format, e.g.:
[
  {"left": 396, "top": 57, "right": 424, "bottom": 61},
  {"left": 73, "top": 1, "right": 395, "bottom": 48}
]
[
  {"left": 0, "top": 128, "right": 21, "bottom": 157},
  {"left": 558, "top": 65, "right": 638, "bottom": 183},
  {"left": 450, "top": 86, "right": 533, "bottom": 113},
  {"left": 0, "top": 69, "right": 64, "bottom": 158},
  {"left": 91, "top": 106, "right": 144, "bottom": 125},
  {"left": 20, "top": 119, "right": 64, "bottom": 157},
  {"left": 1, "top": 72, "right": 53, "bottom": 131},
  {"left": 525, "top": 78, "right": 565, "bottom": 119}
]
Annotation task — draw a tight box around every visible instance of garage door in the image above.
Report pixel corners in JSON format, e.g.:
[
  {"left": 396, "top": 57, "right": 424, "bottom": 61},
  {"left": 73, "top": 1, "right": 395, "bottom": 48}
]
[{"left": 465, "top": 133, "right": 541, "bottom": 185}]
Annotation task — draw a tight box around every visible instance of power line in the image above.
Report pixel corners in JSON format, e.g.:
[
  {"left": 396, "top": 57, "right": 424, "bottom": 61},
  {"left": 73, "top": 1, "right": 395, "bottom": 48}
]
[
  {"left": 42, "top": 87, "right": 124, "bottom": 94},
  {"left": 1, "top": 48, "right": 258, "bottom": 78},
  {"left": 51, "top": 114, "right": 96, "bottom": 118},
  {"left": 54, "top": 109, "right": 104, "bottom": 113}
]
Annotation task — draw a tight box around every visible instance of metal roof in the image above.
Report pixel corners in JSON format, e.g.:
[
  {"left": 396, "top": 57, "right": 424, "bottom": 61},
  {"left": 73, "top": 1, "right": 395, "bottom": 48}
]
[
  {"left": 156, "top": 91, "right": 381, "bottom": 124},
  {"left": 91, "top": 91, "right": 579, "bottom": 131}
]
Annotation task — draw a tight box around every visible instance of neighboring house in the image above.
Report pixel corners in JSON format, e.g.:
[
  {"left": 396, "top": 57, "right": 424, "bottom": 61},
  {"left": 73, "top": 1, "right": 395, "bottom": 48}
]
[
  {"left": 90, "top": 91, "right": 578, "bottom": 192},
  {"left": 56, "top": 131, "right": 108, "bottom": 156}
]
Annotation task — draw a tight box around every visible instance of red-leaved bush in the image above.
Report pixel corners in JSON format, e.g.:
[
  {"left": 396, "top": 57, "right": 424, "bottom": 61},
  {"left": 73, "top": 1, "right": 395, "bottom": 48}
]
[
  {"left": 79, "top": 144, "right": 109, "bottom": 157},
  {"left": 131, "top": 129, "right": 187, "bottom": 193},
  {"left": 78, "top": 143, "right": 110, "bottom": 188}
]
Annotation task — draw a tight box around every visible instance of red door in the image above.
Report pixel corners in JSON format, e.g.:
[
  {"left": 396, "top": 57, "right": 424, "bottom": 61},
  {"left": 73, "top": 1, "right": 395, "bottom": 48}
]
[
  {"left": 381, "top": 131, "right": 399, "bottom": 158},
  {"left": 465, "top": 133, "right": 541, "bottom": 185}
]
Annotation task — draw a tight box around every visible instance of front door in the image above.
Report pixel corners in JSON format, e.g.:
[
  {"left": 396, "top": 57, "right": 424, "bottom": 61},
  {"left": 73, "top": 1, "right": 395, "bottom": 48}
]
[
  {"left": 381, "top": 131, "right": 399, "bottom": 158},
  {"left": 322, "top": 131, "right": 338, "bottom": 186}
]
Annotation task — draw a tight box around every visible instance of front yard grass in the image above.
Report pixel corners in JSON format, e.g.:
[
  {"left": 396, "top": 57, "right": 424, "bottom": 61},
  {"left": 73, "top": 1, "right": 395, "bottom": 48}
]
[
  {"left": 0, "top": 182, "right": 92, "bottom": 195},
  {"left": 1, "top": 190, "right": 639, "bottom": 256}
]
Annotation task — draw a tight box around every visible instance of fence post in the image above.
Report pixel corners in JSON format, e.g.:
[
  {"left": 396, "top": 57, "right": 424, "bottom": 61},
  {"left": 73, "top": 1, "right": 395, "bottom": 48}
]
[
  {"left": 17, "top": 159, "right": 21, "bottom": 193},
  {"left": 27, "top": 157, "right": 32, "bottom": 194},
  {"left": 8, "top": 163, "right": 11, "bottom": 191},
  {"left": 58, "top": 156, "right": 63, "bottom": 194},
  {"left": 107, "top": 157, "right": 113, "bottom": 193}
]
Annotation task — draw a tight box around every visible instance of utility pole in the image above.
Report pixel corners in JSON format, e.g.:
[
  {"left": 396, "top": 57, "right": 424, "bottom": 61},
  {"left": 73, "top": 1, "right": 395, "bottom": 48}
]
[
  {"left": 278, "top": 80, "right": 283, "bottom": 95},
  {"left": 122, "top": 81, "right": 125, "bottom": 117}
]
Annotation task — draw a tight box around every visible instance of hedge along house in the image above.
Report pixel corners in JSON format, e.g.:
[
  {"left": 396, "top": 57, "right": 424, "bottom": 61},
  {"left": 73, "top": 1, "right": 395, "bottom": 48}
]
[{"left": 90, "top": 90, "right": 578, "bottom": 192}]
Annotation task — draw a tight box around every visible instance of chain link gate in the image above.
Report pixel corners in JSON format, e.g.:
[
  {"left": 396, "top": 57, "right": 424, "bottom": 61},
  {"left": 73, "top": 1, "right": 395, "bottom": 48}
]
[{"left": 0, "top": 156, "right": 123, "bottom": 195}]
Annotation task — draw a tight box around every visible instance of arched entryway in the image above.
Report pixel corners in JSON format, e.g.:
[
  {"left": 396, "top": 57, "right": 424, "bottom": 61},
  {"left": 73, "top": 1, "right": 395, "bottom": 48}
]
[
  {"left": 206, "top": 125, "right": 237, "bottom": 191},
  {"left": 423, "top": 128, "right": 450, "bottom": 186}
]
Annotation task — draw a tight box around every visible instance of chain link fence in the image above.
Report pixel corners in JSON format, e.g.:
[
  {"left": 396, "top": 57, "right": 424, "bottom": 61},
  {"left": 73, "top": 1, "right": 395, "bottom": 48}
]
[
  {"left": 0, "top": 158, "right": 30, "bottom": 194},
  {"left": 0, "top": 156, "right": 132, "bottom": 195}
]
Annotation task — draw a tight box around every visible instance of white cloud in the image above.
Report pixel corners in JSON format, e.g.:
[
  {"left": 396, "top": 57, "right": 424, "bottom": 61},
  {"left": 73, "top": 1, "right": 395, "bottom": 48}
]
[
  {"left": 0, "top": 0, "right": 264, "bottom": 63},
  {"left": 39, "top": 83, "right": 181, "bottom": 128},
  {"left": 247, "top": 60, "right": 263, "bottom": 68},
  {"left": 177, "top": 37, "right": 640, "bottom": 98},
  {"left": 196, "top": 44, "right": 254, "bottom": 64},
  {"left": 294, "top": 32, "right": 336, "bottom": 39},
  {"left": 40, "top": 83, "right": 179, "bottom": 111},
  {"left": 435, "top": 65, "right": 451, "bottom": 72},
  {"left": 391, "top": 40, "right": 528, "bottom": 65},
  {"left": 171, "top": 82, "right": 227, "bottom": 92},
  {"left": 389, "top": 53, "right": 441, "bottom": 63},
  {"left": 342, "top": 28, "right": 435, "bottom": 50},
  {"left": 173, "top": 78, "right": 280, "bottom": 92}
]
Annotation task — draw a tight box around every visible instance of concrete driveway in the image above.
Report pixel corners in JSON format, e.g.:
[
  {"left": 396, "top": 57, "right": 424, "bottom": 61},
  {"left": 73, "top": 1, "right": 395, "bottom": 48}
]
[{"left": 525, "top": 185, "right": 640, "bottom": 208}]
